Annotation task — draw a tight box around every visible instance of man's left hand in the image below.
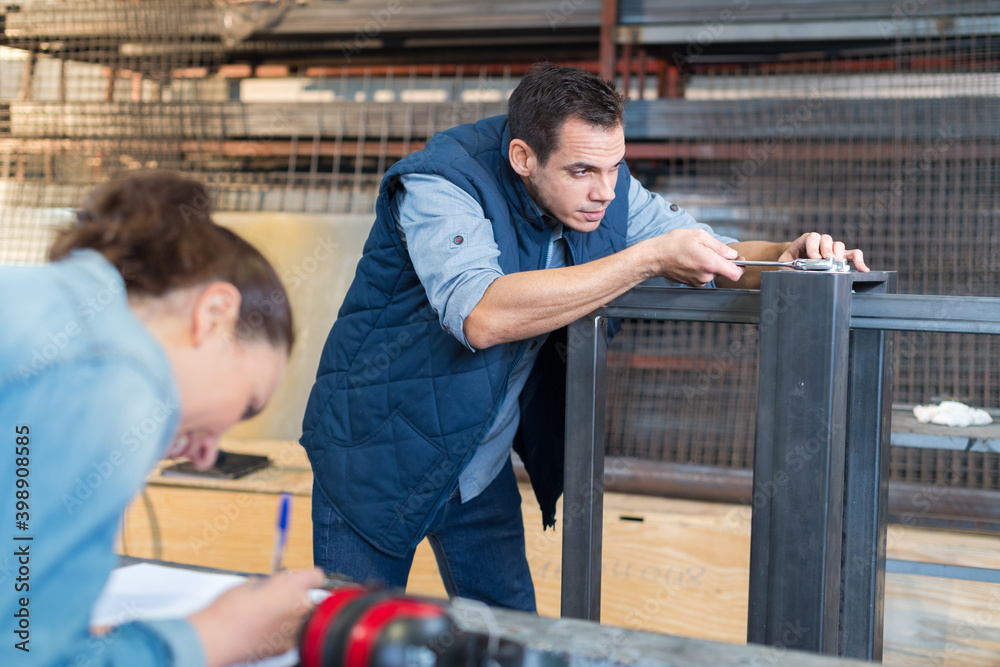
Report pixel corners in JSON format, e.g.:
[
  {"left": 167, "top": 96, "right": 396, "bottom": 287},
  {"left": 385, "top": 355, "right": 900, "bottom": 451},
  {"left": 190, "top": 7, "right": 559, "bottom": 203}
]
[{"left": 779, "top": 232, "right": 869, "bottom": 272}]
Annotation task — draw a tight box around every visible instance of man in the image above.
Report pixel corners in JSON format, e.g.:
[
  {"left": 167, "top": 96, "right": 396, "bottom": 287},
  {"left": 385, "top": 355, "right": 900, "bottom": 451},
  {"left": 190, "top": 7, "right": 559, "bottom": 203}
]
[{"left": 300, "top": 64, "right": 867, "bottom": 611}]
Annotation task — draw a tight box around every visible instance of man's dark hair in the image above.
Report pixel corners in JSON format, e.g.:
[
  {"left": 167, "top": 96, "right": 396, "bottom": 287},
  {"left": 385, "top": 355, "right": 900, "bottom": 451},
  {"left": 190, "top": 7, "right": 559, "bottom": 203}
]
[{"left": 507, "top": 63, "right": 627, "bottom": 164}]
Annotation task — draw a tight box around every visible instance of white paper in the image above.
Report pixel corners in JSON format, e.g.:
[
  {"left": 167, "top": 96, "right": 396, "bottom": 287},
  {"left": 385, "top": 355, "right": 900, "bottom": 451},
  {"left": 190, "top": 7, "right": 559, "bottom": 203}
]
[{"left": 92, "top": 562, "right": 302, "bottom": 667}]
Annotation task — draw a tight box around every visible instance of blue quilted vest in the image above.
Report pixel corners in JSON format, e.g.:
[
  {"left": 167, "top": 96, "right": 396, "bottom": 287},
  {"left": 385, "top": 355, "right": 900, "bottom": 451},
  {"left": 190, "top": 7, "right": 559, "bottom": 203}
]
[{"left": 301, "top": 115, "right": 629, "bottom": 557}]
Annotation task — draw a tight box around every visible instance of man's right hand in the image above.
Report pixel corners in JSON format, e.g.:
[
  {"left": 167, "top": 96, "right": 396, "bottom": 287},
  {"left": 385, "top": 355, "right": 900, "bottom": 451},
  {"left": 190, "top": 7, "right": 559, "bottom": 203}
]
[
  {"left": 464, "top": 228, "right": 745, "bottom": 349},
  {"left": 644, "top": 228, "right": 744, "bottom": 286}
]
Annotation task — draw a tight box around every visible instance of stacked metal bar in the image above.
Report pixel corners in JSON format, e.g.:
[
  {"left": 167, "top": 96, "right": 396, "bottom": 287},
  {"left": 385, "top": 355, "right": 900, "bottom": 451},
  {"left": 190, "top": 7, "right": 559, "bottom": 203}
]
[
  {"left": 605, "top": 2, "right": 1000, "bottom": 500},
  {"left": 2, "top": 0, "right": 999, "bottom": 505}
]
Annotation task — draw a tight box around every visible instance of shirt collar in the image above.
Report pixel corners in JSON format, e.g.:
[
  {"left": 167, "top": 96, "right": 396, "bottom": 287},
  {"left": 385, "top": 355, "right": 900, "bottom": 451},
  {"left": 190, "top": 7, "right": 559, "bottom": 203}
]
[{"left": 544, "top": 215, "right": 563, "bottom": 237}]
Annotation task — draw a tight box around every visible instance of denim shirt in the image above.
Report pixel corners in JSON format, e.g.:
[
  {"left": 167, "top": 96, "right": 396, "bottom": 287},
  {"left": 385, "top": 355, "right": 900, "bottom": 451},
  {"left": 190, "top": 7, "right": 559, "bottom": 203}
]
[
  {"left": 395, "top": 174, "right": 736, "bottom": 501},
  {"left": 0, "top": 251, "right": 204, "bottom": 667}
]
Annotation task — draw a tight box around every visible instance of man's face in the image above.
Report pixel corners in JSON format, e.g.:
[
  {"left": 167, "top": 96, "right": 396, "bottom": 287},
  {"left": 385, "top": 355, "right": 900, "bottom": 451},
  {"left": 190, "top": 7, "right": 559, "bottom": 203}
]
[{"left": 517, "top": 116, "right": 626, "bottom": 233}]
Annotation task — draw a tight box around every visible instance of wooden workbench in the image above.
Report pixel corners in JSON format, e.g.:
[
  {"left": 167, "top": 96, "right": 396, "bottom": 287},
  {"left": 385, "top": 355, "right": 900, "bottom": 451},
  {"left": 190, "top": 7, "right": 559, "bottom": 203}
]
[{"left": 120, "top": 440, "right": 1000, "bottom": 666}]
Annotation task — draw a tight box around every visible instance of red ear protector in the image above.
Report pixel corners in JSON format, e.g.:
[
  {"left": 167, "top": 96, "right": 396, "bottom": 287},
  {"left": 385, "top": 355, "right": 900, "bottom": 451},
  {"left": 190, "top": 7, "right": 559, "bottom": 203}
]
[
  {"left": 300, "top": 585, "right": 369, "bottom": 667},
  {"left": 300, "top": 579, "right": 527, "bottom": 667}
]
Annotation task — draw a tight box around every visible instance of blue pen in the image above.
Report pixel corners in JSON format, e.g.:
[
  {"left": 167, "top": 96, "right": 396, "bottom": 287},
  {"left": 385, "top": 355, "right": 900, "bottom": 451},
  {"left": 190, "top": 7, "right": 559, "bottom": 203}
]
[{"left": 271, "top": 492, "right": 292, "bottom": 574}]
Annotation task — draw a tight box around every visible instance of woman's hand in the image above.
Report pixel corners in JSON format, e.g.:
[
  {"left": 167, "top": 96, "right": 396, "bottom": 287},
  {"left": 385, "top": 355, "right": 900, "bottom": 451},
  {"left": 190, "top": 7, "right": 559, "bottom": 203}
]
[{"left": 188, "top": 567, "right": 326, "bottom": 667}]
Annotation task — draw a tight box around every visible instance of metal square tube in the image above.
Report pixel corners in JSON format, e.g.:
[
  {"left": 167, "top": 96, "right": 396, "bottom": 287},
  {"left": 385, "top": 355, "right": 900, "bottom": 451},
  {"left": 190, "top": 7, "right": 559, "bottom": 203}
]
[
  {"left": 747, "top": 271, "right": 852, "bottom": 654},
  {"left": 562, "top": 315, "right": 609, "bottom": 620},
  {"left": 561, "top": 271, "right": 901, "bottom": 658}
]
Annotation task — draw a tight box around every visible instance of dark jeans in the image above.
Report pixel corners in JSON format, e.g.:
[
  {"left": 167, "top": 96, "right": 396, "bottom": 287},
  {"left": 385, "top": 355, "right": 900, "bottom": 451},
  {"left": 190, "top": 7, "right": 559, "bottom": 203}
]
[{"left": 312, "top": 455, "right": 537, "bottom": 612}]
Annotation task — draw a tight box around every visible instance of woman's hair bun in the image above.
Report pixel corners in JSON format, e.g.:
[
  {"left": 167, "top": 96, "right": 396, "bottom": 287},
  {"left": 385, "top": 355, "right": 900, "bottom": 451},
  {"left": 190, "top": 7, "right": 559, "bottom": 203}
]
[
  {"left": 51, "top": 171, "right": 221, "bottom": 294},
  {"left": 49, "top": 171, "right": 294, "bottom": 351}
]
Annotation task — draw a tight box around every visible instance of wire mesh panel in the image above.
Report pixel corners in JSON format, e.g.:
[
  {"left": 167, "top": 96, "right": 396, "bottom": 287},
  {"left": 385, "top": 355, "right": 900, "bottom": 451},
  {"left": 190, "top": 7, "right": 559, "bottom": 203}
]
[
  {"left": 606, "top": 320, "right": 759, "bottom": 469},
  {"left": 0, "top": 1, "right": 226, "bottom": 263},
  {"left": 0, "top": 1, "right": 527, "bottom": 264},
  {"left": 3, "top": 1, "right": 1000, "bottom": 496},
  {"left": 609, "top": 2, "right": 1000, "bottom": 493}
]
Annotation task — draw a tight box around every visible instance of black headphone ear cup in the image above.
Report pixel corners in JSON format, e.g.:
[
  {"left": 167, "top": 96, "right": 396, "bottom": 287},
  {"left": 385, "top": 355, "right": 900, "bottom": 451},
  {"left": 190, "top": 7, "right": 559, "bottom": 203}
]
[{"left": 320, "top": 591, "right": 398, "bottom": 667}]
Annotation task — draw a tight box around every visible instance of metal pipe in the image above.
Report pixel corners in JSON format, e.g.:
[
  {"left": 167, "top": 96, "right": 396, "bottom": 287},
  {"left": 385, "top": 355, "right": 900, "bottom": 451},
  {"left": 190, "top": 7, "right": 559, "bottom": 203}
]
[{"left": 516, "top": 458, "right": 1000, "bottom": 532}]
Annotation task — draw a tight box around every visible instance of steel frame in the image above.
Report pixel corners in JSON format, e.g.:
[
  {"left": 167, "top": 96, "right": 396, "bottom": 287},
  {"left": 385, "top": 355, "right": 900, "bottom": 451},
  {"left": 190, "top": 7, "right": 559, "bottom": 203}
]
[{"left": 561, "top": 270, "right": 1000, "bottom": 660}]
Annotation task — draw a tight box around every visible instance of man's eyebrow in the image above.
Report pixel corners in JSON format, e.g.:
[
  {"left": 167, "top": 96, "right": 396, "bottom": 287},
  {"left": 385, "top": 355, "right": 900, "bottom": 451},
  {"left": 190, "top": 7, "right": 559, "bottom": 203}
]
[{"left": 563, "top": 156, "right": 626, "bottom": 172}]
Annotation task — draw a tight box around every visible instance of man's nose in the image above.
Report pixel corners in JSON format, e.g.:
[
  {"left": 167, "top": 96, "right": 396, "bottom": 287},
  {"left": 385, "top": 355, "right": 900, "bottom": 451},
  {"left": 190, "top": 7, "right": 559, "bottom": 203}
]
[{"left": 591, "top": 174, "right": 616, "bottom": 202}]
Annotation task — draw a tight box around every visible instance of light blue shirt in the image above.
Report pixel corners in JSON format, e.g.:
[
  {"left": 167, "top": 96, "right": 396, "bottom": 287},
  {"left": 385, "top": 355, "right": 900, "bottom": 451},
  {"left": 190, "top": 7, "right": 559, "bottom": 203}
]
[
  {"left": 0, "top": 251, "right": 204, "bottom": 667},
  {"left": 395, "top": 173, "right": 736, "bottom": 502}
]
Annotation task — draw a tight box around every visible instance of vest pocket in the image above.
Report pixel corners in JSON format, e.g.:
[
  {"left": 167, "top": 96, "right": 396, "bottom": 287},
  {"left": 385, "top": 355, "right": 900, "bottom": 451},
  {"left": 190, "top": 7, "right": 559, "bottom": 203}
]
[{"left": 310, "top": 409, "right": 452, "bottom": 554}]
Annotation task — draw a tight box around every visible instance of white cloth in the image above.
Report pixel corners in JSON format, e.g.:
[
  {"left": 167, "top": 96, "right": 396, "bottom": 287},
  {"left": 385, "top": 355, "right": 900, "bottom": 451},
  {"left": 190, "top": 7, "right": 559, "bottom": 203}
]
[{"left": 913, "top": 400, "right": 993, "bottom": 427}]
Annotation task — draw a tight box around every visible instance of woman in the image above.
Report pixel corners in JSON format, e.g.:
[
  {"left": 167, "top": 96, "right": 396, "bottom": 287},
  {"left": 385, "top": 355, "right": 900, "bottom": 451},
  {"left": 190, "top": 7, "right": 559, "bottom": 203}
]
[{"left": 0, "top": 172, "right": 324, "bottom": 666}]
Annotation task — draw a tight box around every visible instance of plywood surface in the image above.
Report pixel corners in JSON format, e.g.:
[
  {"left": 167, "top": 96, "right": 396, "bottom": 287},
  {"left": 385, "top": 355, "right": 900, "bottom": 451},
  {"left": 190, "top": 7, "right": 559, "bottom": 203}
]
[{"left": 121, "top": 440, "right": 1000, "bottom": 666}]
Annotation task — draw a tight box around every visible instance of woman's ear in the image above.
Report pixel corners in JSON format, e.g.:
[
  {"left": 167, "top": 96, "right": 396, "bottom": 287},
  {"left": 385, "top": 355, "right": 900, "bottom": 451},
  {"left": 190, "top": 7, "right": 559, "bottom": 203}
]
[
  {"left": 508, "top": 138, "right": 536, "bottom": 178},
  {"left": 190, "top": 282, "right": 242, "bottom": 347}
]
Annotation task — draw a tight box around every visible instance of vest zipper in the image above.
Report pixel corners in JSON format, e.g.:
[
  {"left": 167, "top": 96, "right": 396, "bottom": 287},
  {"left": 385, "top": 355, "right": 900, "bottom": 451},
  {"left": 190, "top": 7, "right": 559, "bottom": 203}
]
[
  {"left": 410, "top": 229, "right": 552, "bottom": 547},
  {"left": 564, "top": 232, "right": 577, "bottom": 266},
  {"left": 458, "top": 225, "right": 551, "bottom": 483},
  {"left": 471, "top": 226, "right": 553, "bottom": 485}
]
